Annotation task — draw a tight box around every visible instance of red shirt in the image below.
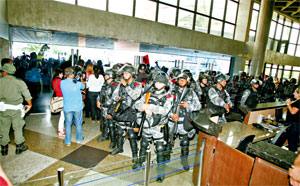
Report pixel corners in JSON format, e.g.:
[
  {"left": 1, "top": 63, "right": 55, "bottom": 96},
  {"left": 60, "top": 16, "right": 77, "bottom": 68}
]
[{"left": 52, "top": 77, "right": 63, "bottom": 97}]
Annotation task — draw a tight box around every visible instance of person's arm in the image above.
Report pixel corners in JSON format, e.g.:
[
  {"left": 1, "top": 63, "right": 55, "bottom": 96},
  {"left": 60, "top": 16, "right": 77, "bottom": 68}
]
[
  {"left": 287, "top": 99, "right": 300, "bottom": 115},
  {"left": 289, "top": 154, "right": 300, "bottom": 186}
]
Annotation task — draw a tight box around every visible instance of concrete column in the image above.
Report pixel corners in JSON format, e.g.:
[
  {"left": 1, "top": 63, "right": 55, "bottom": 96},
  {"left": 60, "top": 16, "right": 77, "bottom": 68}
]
[
  {"left": 235, "top": 0, "right": 253, "bottom": 42},
  {"left": 231, "top": 56, "right": 246, "bottom": 75},
  {"left": 250, "top": 0, "right": 273, "bottom": 77},
  {"left": 0, "top": 37, "right": 10, "bottom": 60}
]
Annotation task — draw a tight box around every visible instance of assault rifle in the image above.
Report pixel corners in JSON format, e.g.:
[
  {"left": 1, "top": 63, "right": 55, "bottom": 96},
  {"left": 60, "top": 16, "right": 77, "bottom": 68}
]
[
  {"left": 169, "top": 87, "right": 189, "bottom": 146},
  {"left": 137, "top": 92, "right": 151, "bottom": 138}
]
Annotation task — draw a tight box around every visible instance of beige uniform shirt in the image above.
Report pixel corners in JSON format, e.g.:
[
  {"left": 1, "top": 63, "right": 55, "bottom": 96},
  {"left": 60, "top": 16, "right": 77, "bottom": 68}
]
[{"left": 0, "top": 75, "right": 32, "bottom": 105}]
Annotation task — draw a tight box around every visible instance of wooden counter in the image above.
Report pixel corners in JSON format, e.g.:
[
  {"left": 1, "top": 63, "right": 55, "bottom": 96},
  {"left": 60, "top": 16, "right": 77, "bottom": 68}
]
[{"left": 244, "top": 101, "right": 286, "bottom": 124}]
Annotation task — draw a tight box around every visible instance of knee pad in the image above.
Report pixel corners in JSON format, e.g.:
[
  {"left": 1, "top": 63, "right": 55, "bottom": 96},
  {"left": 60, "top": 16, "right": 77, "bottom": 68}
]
[
  {"left": 141, "top": 138, "right": 149, "bottom": 149},
  {"left": 127, "top": 129, "right": 136, "bottom": 139},
  {"left": 155, "top": 141, "right": 165, "bottom": 153},
  {"left": 180, "top": 138, "right": 189, "bottom": 148}
]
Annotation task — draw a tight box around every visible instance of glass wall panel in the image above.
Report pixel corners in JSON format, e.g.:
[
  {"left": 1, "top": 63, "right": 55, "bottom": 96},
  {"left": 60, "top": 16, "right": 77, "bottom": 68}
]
[
  {"left": 180, "top": 0, "right": 195, "bottom": 10},
  {"left": 178, "top": 10, "right": 193, "bottom": 29},
  {"left": 280, "top": 43, "right": 286, "bottom": 53},
  {"left": 293, "top": 22, "right": 300, "bottom": 29},
  {"left": 277, "top": 69, "right": 283, "bottom": 78},
  {"left": 281, "top": 26, "right": 290, "bottom": 40},
  {"left": 285, "top": 65, "right": 292, "bottom": 70},
  {"left": 109, "top": 0, "right": 133, "bottom": 16},
  {"left": 253, "top": 2, "right": 260, "bottom": 10},
  {"left": 158, "top": 4, "right": 176, "bottom": 25},
  {"left": 250, "top": 11, "right": 258, "bottom": 30},
  {"left": 278, "top": 15, "right": 284, "bottom": 24},
  {"left": 78, "top": 0, "right": 106, "bottom": 10},
  {"left": 265, "top": 68, "right": 271, "bottom": 76},
  {"left": 224, "top": 23, "right": 234, "bottom": 39},
  {"left": 287, "top": 44, "right": 296, "bottom": 56},
  {"left": 285, "top": 19, "right": 292, "bottom": 27},
  {"left": 269, "top": 21, "right": 276, "bottom": 38},
  {"left": 160, "top": 0, "right": 177, "bottom": 6},
  {"left": 195, "top": 15, "right": 209, "bottom": 33},
  {"left": 135, "top": 0, "right": 156, "bottom": 21},
  {"left": 212, "top": 0, "right": 226, "bottom": 19},
  {"left": 54, "top": 0, "right": 75, "bottom": 4},
  {"left": 272, "top": 11, "right": 278, "bottom": 20},
  {"left": 210, "top": 19, "right": 223, "bottom": 36},
  {"left": 226, "top": 1, "right": 237, "bottom": 23},
  {"left": 290, "top": 28, "right": 299, "bottom": 44},
  {"left": 291, "top": 71, "right": 300, "bottom": 83},
  {"left": 197, "top": 0, "right": 211, "bottom": 15},
  {"left": 271, "top": 68, "right": 277, "bottom": 77},
  {"left": 249, "top": 30, "right": 256, "bottom": 41},
  {"left": 283, "top": 71, "right": 290, "bottom": 79},
  {"left": 275, "top": 24, "right": 283, "bottom": 39},
  {"left": 294, "top": 66, "right": 300, "bottom": 71}
]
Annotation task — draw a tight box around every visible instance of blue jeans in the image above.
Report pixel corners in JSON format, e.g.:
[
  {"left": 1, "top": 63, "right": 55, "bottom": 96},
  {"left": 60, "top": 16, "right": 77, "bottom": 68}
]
[{"left": 64, "top": 110, "right": 83, "bottom": 145}]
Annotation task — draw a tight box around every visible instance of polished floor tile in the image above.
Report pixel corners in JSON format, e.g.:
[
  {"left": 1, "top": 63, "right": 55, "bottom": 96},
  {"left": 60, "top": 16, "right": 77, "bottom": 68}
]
[
  {"left": 0, "top": 147, "right": 57, "bottom": 185},
  {"left": 24, "top": 129, "right": 81, "bottom": 159},
  {"left": 61, "top": 145, "right": 109, "bottom": 169}
]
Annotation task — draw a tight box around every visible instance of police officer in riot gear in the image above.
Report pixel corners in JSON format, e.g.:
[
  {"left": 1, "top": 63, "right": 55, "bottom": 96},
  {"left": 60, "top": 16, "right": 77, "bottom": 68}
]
[
  {"left": 208, "top": 74, "right": 232, "bottom": 124},
  {"left": 197, "top": 74, "right": 210, "bottom": 108},
  {"left": 135, "top": 71, "right": 173, "bottom": 182},
  {"left": 168, "top": 72, "right": 201, "bottom": 171},
  {"left": 239, "top": 79, "right": 260, "bottom": 115},
  {"left": 108, "top": 65, "right": 142, "bottom": 169},
  {"left": 97, "top": 69, "right": 119, "bottom": 149}
]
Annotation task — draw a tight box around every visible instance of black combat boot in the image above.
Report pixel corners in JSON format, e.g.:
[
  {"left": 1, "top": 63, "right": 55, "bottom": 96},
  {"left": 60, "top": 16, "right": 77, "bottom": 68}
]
[
  {"left": 156, "top": 142, "right": 166, "bottom": 183},
  {"left": 1, "top": 145, "right": 8, "bottom": 156},
  {"left": 139, "top": 138, "right": 149, "bottom": 167},
  {"left": 109, "top": 125, "right": 116, "bottom": 149},
  {"left": 98, "top": 126, "right": 109, "bottom": 142},
  {"left": 111, "top": 136, "right": 124, "bottom": 155},
  {"left": 180, "top": 136, "right": 190, "bottom": 171},
  {"left": 16, "top": 142, "right": 28, "bottom": 155},
  {"left": 129, "top": 138, "right": 139, "bottom": 169}
]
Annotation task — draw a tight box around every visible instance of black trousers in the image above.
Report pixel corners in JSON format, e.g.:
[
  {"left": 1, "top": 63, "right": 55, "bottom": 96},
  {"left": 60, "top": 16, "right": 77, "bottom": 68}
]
[{"left": 88, "top": 91, "right": 101, "bottom": 121}]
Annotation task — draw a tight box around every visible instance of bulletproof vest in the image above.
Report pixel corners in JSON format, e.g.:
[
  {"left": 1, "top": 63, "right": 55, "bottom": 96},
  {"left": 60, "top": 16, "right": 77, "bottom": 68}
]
[
  {"left": 148, "top": 91, "right": 168, "bottom": 127},
  {"left": 207, "top": 86, "right": 227, "bottom": 116},
  {"left": 173, "top": 86, "right": 192, "bottom": 119},
  {"left": 245, "top": 89, "right": 259, "bottom": 108}
]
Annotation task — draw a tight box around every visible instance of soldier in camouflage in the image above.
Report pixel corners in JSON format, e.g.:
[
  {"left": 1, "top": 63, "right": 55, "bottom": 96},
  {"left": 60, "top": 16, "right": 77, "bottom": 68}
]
[
  {"left": 108, "top": 65, "right": 143, "bottom": 169},
  {"left": 207, "top": 74, "right": 232, "bottom": 124},
  {"left": 168, "top": 72, "right": 201, "bottom": 171},
  {"left": 97, "top": 69, "right": 119, "bottom": 149},
  {"left": 239, "top": 79, "right": 260, "bottom": 115},
  {"left": 135, "top": 71, "right": 173, "bottom": 182}
]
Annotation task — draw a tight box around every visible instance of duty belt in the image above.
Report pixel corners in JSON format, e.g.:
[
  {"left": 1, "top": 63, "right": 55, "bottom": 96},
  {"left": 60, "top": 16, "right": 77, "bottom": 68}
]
[{"left": 0, "top": 102, "right": 25, "bottom": 117}]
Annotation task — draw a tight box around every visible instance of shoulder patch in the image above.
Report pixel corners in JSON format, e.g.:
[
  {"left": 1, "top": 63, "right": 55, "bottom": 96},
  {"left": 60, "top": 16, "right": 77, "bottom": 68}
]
[
  {"left": 111, "top": 82, "right": 119, "bottom": 87},
  {"left": 166, "top": 94, "right": 172, "bottom": 99},
  {"left": 134, "top": 82, "right": 141, "bottom": 87}
]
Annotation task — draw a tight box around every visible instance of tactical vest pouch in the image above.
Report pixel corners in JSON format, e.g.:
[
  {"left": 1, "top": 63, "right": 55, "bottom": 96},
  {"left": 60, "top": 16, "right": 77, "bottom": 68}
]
[{"left": 112, "top": 107, "right": 137, "bottom": 123}]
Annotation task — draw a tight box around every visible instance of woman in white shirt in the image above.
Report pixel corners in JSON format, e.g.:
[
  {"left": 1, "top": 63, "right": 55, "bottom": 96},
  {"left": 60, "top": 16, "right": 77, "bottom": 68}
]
[{"left": 87, "top": 66, "right": 104, "bottom": 123}]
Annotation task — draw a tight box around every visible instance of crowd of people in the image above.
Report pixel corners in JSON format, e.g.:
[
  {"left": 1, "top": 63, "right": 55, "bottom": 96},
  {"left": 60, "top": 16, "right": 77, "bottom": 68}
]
[{"left": 0, "top": 54, "right": 300, "bottom": 183}]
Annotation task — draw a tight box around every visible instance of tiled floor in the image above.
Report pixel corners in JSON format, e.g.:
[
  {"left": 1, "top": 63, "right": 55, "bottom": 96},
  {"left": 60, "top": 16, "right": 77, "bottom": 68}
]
[{"left": 0, "top": 93, "right": 196, "bottom": 185}]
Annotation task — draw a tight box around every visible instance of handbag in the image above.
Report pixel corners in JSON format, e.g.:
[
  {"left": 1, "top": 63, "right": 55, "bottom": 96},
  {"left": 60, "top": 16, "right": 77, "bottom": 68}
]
[{"left": 50, "top": 97, "right": 63, "bottom": 113}]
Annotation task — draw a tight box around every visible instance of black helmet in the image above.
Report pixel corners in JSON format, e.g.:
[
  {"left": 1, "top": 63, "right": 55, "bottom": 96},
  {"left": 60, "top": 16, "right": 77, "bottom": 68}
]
[
  {"left": 121, "top": 65, "right": 135, "bottom": 75},
  {"left": 177, "top": 73, "right": 190, "bottom": 82},
  {"left": 153, "top": 71, "right": 169, "bottom": 85},
  {"left": 104, "top": 69, "right": 114, "bottom": 78},
  {"left": 169, "top": 68, "right": 181, "bottom": 78},
  {"left": 216, "top": 74, "right": 229, "bottom": 83},
  {"left": 138, "top": 64, "right": 147, "bottom": 71}
]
